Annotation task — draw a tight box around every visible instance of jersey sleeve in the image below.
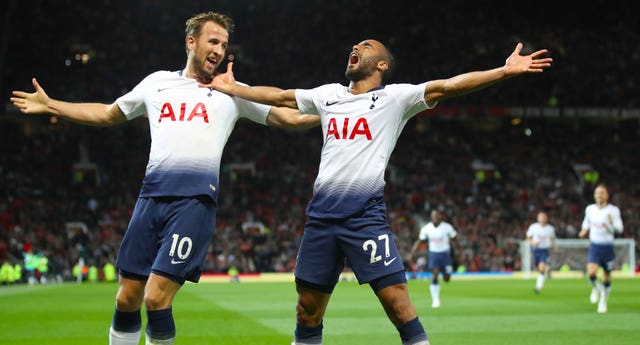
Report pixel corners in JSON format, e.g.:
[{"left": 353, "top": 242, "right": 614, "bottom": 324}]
[
  {"left": 418, "top": 225, "right": 429, "bottom": 241},
  {"left": 581, "top": 206, "right": 591, "bottom": 230},
  {"left": 234, "top": 97, "right": 270, "bottom": 125},
  {"left": 526, "top": 224, "right": 534, "bottom": 237},
  {"left": 115, "top": 72, "right": 158, "bottom": 120},
  {"left": 611, "top": 206, "right": 624, "bottom": 234},
  {"left": 294, "top": 88, "right": 319, "bottom": 115},
  {"left": 448, "top": 224, "right": 458, "bottom": 239},
  {"left": 387, "top": 82, "right": 433, "bottom": 120},
  {"left": 233, "top": 81, "right": 270, "bottom": 125},
  {"left": 295, "top": 84, "right": 338, "bottom": 115}
]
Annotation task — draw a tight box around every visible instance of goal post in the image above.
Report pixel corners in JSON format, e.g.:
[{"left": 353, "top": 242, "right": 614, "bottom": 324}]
[{"left": 520, "top": 239, "right": 636, "bottom": 278}]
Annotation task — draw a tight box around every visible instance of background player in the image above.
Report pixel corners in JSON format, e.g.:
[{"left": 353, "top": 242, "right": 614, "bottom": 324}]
[
  {"left": 205, "top": 39, "right": 551, "bottom": 345},
  {"left": 578, "top": 183, "right": 623, "bottom": 313},
  {"left": 408, "top": 210, "right": 459, "bottom": 308},
  {"left": 525, "top": 211, "right": 557, "bottom": 294},
  {"left": 10, "top": 11, "right": 318, "bottom": 345}
]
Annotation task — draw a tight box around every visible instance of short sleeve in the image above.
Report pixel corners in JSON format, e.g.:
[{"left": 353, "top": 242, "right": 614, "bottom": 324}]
[
  {"left": 235, "top": 97, "right": 270, "bottom": 125},
  {"left": 418, "top": 225, "right": 429, "bottom": 241},
  {"left": 526, "top": 225, "right": 534, "bottom": 237},
  {"left": 448, "top": 224, "right": 458, "bottom": 238},
  {"left": 387, "top": 82, "right": 433, "bottom": 120},
  {"left": 581, "top": 208, "right": 590, "bottom": 230},
  {"left": 116, "top": 73, "right": 156, "bottom": 120},
  {"left": 295, "top": 88, "right": 320, "bottom": 115},
  {"left": 612, "top": 206, "right": 624, "bottom": 233}
]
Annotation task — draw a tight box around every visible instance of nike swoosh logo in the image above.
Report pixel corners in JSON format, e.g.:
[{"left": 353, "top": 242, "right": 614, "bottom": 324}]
[
  {"left": 325, "top": 100, "right": 339, "bottom": 106},
  {"left": 383, "top": 257, "right": 397, "bottom": 266},
  {"left": 157, "top": 87, "right": 170, "bottom": 92},
  {"left": 171, "top": 259, "right": 186, "bottom": 264}
]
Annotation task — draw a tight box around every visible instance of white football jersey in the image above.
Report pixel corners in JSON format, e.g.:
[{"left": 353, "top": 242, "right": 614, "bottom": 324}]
[
  {"left": 116, "top": 70, "right": 270, "bottom": 201},
  {"left": 295, "top": 82, "right": 431, "bottom": 218},
  {"left": 581, "top": 203, "right": 623, "bottom": 244},
  {"left": 418, "top": 221, "right": 457, "bottom": 253},
  {"left": 526, "top": 222, "right": 556, "bottom": 249}
]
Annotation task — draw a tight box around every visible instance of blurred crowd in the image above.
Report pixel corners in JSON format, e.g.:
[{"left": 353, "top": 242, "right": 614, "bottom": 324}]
[
  {"left": 1, "top": 114, "right": 638, "bottom": 282},
  {"left": 1, "top": 0, "right": 639, "bottom": 282}
]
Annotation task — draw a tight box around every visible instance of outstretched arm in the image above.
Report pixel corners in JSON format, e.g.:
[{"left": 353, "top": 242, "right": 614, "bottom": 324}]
[
  {"left": 10, "top": 78, "right": 126, "bottom": 126},
  {"left": 606, "top": 212, "right": 624, "bottom": 234},
  {"left": 424, "top": 42, "right": 552, "bottom": 105},
  {"left": 266, "top": 107, "right": 320, "bottom": 129},
  {"left": 206, "top": 63, "right": 299, "bottom": 109},
  {"left": 578, "top": 214, "right": 590, "bottom": 238}
]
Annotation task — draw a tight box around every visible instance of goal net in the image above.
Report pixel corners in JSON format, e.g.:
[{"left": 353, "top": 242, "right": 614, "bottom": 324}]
[{"left": 520, "top": 239, "right": 636, "bottom": 278}]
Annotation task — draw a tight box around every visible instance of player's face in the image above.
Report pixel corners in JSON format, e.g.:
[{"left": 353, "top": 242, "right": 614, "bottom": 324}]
[
  {"left": 537, "top": 212, "right": 548, "bottom": 225},
  {"left": 430, "top": 210, "right": 442, "bottom": 224},
  {"left": 594, "top": 186, "right": 609, "bottom": 205},
  {"left": 345, "top": 39, "right": 385, "bottom": 81},
  {"left": 188, "top": 21, "right": 229, "bottom": 81}
]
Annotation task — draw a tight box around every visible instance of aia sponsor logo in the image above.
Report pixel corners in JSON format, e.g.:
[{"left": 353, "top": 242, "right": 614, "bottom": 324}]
[
  {"left": 158, "top": 102, "right": 209, "bottom": 123},
  {"left": 326, "top": 117, "right": 372, "bottom": 140}
]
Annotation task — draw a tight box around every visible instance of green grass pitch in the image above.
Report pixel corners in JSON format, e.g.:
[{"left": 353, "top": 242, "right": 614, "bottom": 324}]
[{"left": 0, "top": 277, "right": 638, "bottom": 344}]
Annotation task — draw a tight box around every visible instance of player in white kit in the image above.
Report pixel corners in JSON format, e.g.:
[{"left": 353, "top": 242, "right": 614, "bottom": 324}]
[
  {"left": 408, "top": 210, "right": 459, "bottom": 308},
  {"left": 206, "top": 39, "right": 552, "bottom": 345},
  {"left": 578, "top": 184, "right": 623, "bottom": 313},
  {"left": 10, "top": 12, "right": 318, "bottom": 345},
  {"left": 526, "top": 211, "right": 557, "bottom": 294}
]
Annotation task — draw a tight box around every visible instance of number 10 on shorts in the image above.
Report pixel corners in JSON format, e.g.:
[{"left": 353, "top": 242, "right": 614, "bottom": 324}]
[{"left": 169, "top": 234, "right": 193, "bottom": 262}]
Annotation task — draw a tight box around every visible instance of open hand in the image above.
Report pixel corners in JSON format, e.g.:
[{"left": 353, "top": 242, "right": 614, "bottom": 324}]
[
  {"left": 10, "top": 78, "right": 51, "bottom": 114},
  {"left": 200, "top": 62, "right": 236, "bottom": 95},
  {"left": 504, "top": 42, "right": 553, "bottom": 75}
]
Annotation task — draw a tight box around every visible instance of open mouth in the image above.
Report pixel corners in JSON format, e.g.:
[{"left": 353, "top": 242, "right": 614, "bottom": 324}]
[
  {"left": 349, "top": 52, "right": 359, "bottom": 65},
  {"left": 206, "top": 57, "right": 217, "bottom": 68}
]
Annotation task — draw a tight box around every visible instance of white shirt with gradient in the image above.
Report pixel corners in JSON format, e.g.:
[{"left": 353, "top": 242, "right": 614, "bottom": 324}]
[
  {"left": 526, "top": 222, "right": 556, "bottom": 249},
  {"left": 116, "top": 70, "right": 270, "bottom": 200},
  {"left": 581, "top": 203, "right": 623, "bottom": 244},
  {"left": 419, "top": 221, "right": 457, "bottom": 253},
  {"left": 295, "top": 82, "right": 432, "bottom": 218}
]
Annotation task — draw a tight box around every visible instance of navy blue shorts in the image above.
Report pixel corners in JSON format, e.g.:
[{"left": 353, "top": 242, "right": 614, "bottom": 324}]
[
  {"left": 295, "top": 199, "right": 405, "bottom": 286},
  {"left": 428, "top": 251, "right": 453, "bottom": 274},
  {"left": 116, "top": 196, "right": 216, "bottom": 283},
  {"left": 588, "top": 243, "right": 615, "bottom": 272},
  {"left": 532, "top": 248, "right": 550, "bottom": 266}
]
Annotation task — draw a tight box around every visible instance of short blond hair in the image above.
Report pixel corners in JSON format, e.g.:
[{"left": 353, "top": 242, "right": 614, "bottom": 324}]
[{"left": 184, "top": 12, "right": 234, "bottom": 54}]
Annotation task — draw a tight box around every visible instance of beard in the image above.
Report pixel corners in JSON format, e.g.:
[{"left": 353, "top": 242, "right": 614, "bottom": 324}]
[
  {"left": 344, "top": 56, "right": 378, "bottom": 81},
  {"left": 192, "top": 54, "right": 218, "bottom": 82}
]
